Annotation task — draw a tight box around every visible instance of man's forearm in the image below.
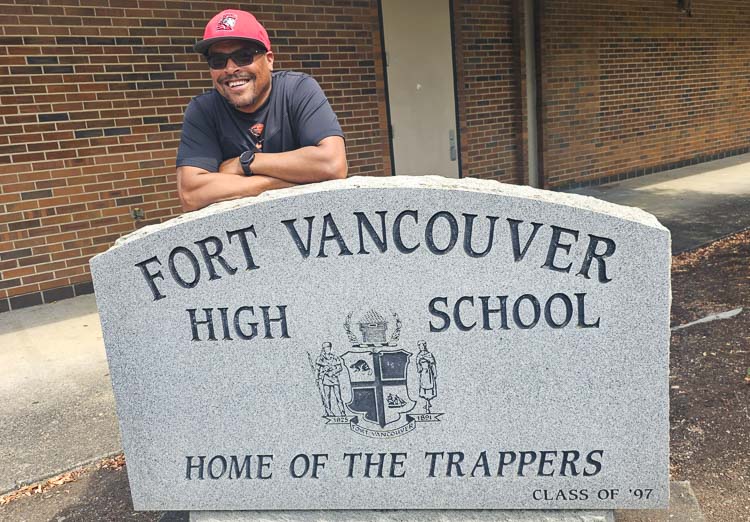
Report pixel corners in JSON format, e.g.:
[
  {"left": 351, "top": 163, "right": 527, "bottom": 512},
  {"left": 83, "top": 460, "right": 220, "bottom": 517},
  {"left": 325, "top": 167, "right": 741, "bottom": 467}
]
[
  {"left": 178, "top": 169, "right": 295, "bottom": 212},
  {"left": 252, "top": 145, "right": 347, "bottom": 183},
  {"left": 222, "top": 137, "right": 347, "bottom": 184}
]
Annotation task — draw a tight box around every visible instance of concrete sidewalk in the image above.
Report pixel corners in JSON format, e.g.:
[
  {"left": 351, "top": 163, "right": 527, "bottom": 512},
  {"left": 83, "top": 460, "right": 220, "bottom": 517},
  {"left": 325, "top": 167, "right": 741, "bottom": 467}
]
[
  {"left": 569, "top": 153, "right": 750, "bottom": 253},
  {"left": 1, "top": 153, "right": 748, "bottom": 514},
  {"left": 0, "top": 294, "right": 120, "bottom": 495}
]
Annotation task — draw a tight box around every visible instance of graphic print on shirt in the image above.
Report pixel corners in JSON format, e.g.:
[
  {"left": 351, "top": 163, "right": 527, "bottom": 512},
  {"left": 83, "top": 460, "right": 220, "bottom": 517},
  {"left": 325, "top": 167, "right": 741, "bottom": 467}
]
[{"left": 249, "top": 122, "right": 265, "bottom": 150}]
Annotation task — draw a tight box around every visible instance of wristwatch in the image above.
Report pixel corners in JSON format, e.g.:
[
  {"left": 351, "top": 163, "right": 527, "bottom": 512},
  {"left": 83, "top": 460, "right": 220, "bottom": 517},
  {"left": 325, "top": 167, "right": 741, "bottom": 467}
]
[{"left": 239, "top": 150, "right": 256, "bottom": 176}]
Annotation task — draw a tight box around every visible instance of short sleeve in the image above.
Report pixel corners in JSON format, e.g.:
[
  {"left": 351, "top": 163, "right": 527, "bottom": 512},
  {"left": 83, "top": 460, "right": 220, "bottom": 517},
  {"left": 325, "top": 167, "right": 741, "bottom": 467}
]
[
  {"left": 176, "top": 98, "right": 223, "bottom": 172},
  {"left": 290, "top": 75, "right": 345, "bottom": 147}
]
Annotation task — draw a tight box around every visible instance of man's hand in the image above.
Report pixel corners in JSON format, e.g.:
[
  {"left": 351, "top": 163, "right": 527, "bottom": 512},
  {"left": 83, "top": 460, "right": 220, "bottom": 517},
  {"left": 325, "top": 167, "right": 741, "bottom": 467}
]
[{"left": 219, "top": 156, "right": 242, "bottom": 174}]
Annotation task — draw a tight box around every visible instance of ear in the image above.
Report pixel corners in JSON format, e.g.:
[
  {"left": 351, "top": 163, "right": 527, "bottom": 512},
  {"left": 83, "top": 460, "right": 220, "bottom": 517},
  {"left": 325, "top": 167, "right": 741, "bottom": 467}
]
[{"left": 265, "top": 51, "right": 274, "bottom": 70}]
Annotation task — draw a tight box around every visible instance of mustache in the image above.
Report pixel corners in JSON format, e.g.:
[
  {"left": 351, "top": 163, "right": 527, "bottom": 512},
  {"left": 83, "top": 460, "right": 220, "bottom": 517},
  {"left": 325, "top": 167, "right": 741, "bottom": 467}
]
[{"left": 219, "top": 73, "right": 256, "bottom": 84}]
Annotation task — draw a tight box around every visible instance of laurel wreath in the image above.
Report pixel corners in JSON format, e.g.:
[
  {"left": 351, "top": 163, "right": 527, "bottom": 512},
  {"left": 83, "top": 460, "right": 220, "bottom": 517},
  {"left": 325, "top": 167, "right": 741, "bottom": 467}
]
[
  {"left": 389, "top": 313, "right": 402, "bottom": 344},
  {"left": 343, "top": 311, "right": 358, "bottom": 343}
]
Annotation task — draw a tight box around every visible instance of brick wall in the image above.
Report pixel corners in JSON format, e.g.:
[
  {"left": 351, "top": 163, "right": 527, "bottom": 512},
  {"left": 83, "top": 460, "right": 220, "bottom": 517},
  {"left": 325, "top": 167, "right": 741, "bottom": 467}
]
[
  {"left": 0, "top": 0, "right": 389, "bottom": 312},
  {"left": 453, "top": 0, "right": 525, "bottom": 183},
  {"left": 541, "top": 0, "right": 750, "bottom": 188},
  {"left": 3, "top": 0, "right": 748, "bottom": 311}
]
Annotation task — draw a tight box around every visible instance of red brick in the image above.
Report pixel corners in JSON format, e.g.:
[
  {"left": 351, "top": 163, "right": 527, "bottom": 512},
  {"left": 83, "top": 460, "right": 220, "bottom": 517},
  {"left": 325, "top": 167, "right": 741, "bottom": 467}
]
[{"left": 1, "top": 0, "right": 746, "bottom": 305}]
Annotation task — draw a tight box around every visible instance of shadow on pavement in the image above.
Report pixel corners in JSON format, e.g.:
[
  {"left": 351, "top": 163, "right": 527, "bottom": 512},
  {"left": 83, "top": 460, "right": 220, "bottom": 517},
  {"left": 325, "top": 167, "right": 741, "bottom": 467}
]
[{"left": 0, "top": 465, "right": 188, "bottom": 522}]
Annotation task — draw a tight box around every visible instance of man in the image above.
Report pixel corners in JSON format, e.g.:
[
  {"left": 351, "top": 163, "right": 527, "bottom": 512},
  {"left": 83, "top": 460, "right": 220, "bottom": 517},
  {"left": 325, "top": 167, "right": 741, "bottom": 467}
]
[
  {"left": 315, "top": 342, "right": 346, "bottom": 417},
  {"left": 176, "top": 9, "right": 347, "bottom": 212}
]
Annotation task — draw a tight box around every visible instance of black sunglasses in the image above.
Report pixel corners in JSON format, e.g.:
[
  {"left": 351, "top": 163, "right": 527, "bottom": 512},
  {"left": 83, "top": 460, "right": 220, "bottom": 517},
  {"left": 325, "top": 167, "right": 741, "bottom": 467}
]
[{"left": 205, "top": 47, "right": 265, "bottom": 70}]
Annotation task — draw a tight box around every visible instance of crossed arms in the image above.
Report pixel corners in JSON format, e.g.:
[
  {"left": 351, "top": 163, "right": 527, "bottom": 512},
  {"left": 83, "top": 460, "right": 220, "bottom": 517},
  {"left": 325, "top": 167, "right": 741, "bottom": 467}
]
[{"left": 176, "top": 135, "right": 347, "bottom": 212}]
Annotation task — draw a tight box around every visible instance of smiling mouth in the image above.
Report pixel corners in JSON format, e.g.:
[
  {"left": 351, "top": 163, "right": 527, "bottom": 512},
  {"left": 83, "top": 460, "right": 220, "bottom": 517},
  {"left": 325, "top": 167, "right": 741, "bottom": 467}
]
[{"left": 226, "top": 79, "right": 249, "bottom": 88}]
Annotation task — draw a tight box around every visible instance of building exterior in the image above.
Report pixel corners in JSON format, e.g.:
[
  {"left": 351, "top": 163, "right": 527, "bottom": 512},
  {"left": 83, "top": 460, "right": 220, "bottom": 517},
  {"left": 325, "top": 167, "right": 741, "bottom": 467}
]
[{"left": 1, "top": 0, "right": 748, "bottom": 312}]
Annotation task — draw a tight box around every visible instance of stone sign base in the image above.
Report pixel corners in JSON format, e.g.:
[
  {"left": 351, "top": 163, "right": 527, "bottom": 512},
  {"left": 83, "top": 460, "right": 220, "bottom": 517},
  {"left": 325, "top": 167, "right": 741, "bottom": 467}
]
[{"left": 190, "top": 511, "right": 615, "bottom": 522}]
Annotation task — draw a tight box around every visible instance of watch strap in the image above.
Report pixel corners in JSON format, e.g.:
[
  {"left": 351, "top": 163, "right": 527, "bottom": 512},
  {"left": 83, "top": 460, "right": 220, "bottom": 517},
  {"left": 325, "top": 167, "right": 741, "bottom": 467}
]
[{"left": 240, "top": 150, "right": 255, "bottom": 176}]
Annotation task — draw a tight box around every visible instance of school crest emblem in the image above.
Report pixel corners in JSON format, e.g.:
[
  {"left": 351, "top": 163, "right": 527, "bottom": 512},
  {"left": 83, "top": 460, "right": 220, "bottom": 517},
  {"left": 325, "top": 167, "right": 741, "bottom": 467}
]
[{"left": 307, "top": 309, "right": 444, "bottom": 438}]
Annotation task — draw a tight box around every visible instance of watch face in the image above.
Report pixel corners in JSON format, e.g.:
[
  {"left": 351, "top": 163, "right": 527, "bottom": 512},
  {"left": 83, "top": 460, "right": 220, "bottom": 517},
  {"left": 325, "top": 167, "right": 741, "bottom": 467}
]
[{"left": 240, "top": 150, "right": 253, "bottom": 163}]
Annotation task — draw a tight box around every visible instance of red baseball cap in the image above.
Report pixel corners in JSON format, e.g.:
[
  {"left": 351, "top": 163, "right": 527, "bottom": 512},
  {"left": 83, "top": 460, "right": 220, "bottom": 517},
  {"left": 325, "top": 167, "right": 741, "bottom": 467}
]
[{"left": 194, "top": 10, "right": 272, "bottom": 55}]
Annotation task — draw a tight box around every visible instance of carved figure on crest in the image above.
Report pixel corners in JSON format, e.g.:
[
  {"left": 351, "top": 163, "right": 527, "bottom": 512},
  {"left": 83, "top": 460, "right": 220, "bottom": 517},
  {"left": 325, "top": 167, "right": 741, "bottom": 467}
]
[
  {"left": 312, "top": 341, "right": 345, "bottom": 417},
  {"left": 416, "top": 340, "right": 437, "bottom": 413}
]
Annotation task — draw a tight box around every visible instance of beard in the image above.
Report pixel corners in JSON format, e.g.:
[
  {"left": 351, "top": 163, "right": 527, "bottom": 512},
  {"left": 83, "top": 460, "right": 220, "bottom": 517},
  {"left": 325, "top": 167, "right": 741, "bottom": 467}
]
[
  {"left": 217, "top": 74, "right": 258, "bottom": 110},
  {"left": 215, "top": 73, "right": 270, "bottom": 113}
]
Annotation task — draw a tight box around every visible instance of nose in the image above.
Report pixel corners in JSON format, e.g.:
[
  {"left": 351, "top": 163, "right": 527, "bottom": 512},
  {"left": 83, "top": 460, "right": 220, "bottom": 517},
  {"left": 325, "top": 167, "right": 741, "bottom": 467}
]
[{"left": 225, "top": 58, "right": 241, "bottom": 72}]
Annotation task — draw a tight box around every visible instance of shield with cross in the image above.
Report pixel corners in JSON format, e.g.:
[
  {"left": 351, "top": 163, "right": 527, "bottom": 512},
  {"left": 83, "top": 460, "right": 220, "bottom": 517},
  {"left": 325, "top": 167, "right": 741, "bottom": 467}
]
[{"left": 342, "top": 349, "right": 416, "bottom": 428}]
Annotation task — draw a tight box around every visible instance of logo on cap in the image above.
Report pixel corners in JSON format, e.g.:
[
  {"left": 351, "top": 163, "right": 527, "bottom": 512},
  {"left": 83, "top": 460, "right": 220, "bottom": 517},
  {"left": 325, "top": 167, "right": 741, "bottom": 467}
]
[{"left": 217, "top": 13, "right": 237, "bottom": 31}]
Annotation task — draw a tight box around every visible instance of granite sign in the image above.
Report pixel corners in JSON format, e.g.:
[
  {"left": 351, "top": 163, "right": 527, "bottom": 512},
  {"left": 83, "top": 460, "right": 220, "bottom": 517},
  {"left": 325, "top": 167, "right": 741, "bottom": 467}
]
[{"left": 91, "top": 176, "right": 670, "bottom": 511}]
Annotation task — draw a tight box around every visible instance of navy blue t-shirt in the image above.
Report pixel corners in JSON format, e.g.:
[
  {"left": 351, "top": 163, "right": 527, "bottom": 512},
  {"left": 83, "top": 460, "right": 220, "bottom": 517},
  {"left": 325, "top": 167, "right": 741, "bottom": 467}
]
[{"left": 176, "top": 71, "right": 344, "bottom": 172}]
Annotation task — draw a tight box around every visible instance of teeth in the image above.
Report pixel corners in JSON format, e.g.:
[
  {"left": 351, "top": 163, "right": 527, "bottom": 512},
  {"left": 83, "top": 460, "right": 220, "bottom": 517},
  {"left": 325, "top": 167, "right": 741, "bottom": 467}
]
[{"left": 228, "top": 80, "right": 248, "bottom": 88}]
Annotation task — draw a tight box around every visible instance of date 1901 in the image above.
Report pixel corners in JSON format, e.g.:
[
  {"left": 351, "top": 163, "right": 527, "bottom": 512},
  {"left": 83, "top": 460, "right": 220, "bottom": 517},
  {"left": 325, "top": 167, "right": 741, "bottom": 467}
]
[{"left": 533, "top": 488, "right": 654, "bottom": 502}]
